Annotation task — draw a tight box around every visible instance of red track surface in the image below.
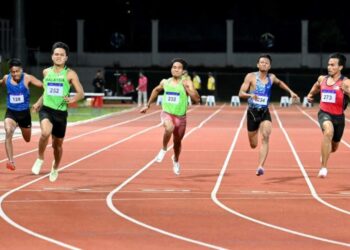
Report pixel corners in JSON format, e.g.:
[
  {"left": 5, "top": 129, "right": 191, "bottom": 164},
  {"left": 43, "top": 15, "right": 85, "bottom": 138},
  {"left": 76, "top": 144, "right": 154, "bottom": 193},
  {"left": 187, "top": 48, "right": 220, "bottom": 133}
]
[{"left": 0, "top": 104, "right": 349, "bottom": 249}]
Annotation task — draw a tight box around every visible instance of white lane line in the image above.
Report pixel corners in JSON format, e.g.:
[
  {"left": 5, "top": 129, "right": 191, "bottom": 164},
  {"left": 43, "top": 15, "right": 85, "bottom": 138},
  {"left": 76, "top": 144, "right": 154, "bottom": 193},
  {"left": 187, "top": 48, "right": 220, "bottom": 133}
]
[
  {"left": 0, "top": 110, "right": 163, "bottom": 249},
  {"left": 289, "top": 107, "right": 350, "bottom": 215},
  {"left": 107, "top": 106, "right": 227, "bottom": 250},
  {"left": 0, "top": 109, "right": 161, "bottom": 164},
  {"left": 211, "top": 108, "right": 350, "bottom": 247}
]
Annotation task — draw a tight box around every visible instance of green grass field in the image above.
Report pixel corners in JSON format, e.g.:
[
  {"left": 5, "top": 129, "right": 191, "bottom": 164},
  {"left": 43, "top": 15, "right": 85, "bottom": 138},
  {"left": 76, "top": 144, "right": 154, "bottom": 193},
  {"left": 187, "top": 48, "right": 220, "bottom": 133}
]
[{"left": 0, "top": 85, "right": 131, "bottom": 122}]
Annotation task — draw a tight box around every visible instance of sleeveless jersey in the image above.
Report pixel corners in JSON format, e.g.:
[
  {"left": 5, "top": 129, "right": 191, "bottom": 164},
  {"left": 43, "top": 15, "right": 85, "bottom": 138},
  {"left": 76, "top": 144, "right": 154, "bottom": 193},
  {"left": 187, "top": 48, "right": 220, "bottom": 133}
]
[
  {"left": 248, "top": 72, "right": 273, "bottom": 109},
  {"left": 43, "top": 67, "right": 71, "bottom": 111},
  {"left": 162, "top": 78, "right": 188, "bottom": 116},
  {"left": 6, "top": 73, "right": 30, "bottom": 111},
  {"left": 319, "top": 75, "right": 346, "bottom": 115}
]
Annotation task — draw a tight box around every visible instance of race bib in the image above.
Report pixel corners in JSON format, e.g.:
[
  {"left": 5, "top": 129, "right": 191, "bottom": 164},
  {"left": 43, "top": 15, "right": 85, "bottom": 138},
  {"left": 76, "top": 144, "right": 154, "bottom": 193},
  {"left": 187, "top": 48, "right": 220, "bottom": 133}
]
[
  {"left": 253, "top": 95, "right": 268, "bottom": 105},
  {"left": 47, "top": 82, "right": 64, "bottom": 96},
  {"left": 165, "top": 92, "right": 180, "bottom": 104},
  {"left": 9, "top": 94, "right": 24, "bottom": 104},
  {"left": 321, "top": 90, "right": 336, "bottom": 103}
]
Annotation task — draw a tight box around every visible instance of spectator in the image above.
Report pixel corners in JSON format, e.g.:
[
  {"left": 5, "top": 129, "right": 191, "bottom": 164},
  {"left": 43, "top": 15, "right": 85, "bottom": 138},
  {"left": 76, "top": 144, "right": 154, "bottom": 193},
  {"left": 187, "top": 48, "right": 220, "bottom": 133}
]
[
  {"left": 92, "top": 70, "right": 105, "bottom": 93},
  {"left": 122, "top": 80, "right": 137, "bottom": 103},
  {"left": 137, "top": 71, "right": 148, "bottom": 107},
  {"left": 192, "top": 71, "right": 202, "bottom": 103},
  {"left": 207, "top": 72, "right": 216, "bottom": 96},
  {"left": 118, "top": 72, "right": 128, "bottom": 96},
  {"left": 92, "top": 70, "right": 105, "bottom": 107}
]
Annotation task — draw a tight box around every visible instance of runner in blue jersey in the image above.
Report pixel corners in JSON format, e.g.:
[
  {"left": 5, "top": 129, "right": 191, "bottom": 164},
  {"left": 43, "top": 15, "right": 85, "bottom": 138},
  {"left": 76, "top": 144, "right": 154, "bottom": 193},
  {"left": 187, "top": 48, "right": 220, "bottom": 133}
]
[
  {"left": 239, "top": 54, "right": 299, "bottom": 176},
  {"left": 0, "top": 58, "right": 43, "bottom": 170}
]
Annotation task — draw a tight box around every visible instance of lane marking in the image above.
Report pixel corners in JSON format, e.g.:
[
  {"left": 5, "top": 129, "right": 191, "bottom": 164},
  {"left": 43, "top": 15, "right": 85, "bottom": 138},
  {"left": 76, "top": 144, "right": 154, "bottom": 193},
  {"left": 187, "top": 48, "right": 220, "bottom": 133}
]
[
  {"left": 107, "top": 106, "right": 228, "bottom": 250},
  {"left": 291, "top": 106, "right": 350, "bottom": 215},
  {"left": 0, "top": 109, "right": 163, "bottom": 249},
  {"left": 0, "top": 109, "right": 161, "bottom": 163},
  {"left": 211, "top": 108, "right": 350, "bottom": 247}
]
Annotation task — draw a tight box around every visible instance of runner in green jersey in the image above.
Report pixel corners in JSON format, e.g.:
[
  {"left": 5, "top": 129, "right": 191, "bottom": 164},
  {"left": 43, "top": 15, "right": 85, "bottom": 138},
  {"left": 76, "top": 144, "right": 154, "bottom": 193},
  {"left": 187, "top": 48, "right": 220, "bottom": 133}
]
[
  {"left": 31, "top": 42, "right": 85, "bottom": 182},
  {"left": 140, "top": 58, "right": 200, "bottom": 175}
]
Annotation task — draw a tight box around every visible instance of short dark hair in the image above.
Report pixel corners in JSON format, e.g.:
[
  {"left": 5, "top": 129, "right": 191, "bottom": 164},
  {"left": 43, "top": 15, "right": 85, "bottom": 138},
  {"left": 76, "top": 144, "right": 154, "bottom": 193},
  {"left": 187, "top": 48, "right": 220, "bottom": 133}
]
[
  {"left": 257, "top": 54, "right": 272, "bottom": 63},
  {"left": 51, "top": 41, "right": 69, "bottom": 56},
  {"left": 329, "top": 53, "right": 346, "bottom": 67},
  {"left": 171, "top": 58, "right": 188, "bottom": 70},
  {"left": 8, "top": 58, "right": 22, "bottom": 68}
]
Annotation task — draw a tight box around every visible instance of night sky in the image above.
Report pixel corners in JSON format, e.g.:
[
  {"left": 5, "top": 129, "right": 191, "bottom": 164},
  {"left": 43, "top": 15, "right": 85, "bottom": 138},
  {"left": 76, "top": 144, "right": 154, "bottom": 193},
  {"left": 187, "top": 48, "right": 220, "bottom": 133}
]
[{"left": 1, "top": 0, "right": 349, "bottom": 53}]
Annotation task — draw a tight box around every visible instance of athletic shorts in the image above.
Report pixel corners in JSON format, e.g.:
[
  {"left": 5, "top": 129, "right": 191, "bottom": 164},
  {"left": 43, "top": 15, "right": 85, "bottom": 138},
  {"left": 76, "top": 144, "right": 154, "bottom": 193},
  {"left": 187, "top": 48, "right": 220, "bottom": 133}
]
[
  {"left": 247, "top": 107, "right": 272, "bottom": 132},
  {"left": 160, "top": 111, "right": 187, "bottom": 139},
  {"left": 39, "top": 106, "right": 68, "bottom": 138},
  {"left": 5, "top": 108, "right": 32, "bottom": 128},
  {"left": 318, "top": 110, "right": 345, "bottom": 142}
]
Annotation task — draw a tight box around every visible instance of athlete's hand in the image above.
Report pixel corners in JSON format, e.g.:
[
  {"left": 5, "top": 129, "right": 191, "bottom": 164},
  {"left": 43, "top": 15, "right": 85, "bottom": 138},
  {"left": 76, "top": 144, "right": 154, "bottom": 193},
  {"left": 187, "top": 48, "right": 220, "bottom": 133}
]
[
  {"left": 306, "top": 93, "right": 314, "bottom": 103},
  {"left": 32, "top": 102, "right": 41, "bottom": 112},
  {"left": 140, "top": 105, "right": 149, "bottom": 113}
]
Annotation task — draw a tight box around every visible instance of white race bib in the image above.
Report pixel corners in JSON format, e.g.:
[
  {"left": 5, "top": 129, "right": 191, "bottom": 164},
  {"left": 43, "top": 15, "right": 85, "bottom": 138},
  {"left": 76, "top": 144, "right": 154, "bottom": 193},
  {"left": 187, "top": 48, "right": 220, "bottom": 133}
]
[
  {"left": 253, "top": 95, "right": 268, "bottom": 105},
  {"left": 321, "top": 90, "right": 336, "bottom": 103},
  {"left": 47, "top": 82, "right": 64, "bottom": 96},
  {"left": 165, "top": 92, "right": 180, "bottom": 104},
  {"left": 9, "top": 94, "right": 24, "bottom": 104}
]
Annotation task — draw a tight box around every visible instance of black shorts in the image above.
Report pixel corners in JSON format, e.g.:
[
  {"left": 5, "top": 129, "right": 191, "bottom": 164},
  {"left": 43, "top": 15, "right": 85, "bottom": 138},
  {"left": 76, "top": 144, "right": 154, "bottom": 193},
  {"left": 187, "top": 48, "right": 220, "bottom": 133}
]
[
  {"left": 5, "top": 108, "right": 32, "bottom": 128},
  {"left": 39, "top": 106, "right": 68, "bottom": 138},
  {"left": 318, "top": 110, "right": 345, "bottom": 142},
  {"left": 247, "top": 108, "right": 272, "bottom": 132}
]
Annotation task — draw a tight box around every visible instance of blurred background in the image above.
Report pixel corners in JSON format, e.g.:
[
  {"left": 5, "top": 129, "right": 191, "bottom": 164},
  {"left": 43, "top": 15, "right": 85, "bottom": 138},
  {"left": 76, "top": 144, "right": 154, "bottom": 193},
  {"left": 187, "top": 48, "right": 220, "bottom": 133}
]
[{"left": 1, "top": 0, "right": 349, "bottom": 101}]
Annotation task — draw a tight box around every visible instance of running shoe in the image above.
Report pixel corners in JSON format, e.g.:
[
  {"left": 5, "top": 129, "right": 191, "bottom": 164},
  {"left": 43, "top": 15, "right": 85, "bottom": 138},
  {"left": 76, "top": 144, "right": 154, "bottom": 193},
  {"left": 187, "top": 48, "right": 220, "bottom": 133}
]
[
  {"left": 49, "top": 161, "right": 58, "bottom": 182},
  {"left": 155, "top": 149, "right": 167, "bottom": 163},
  {"left": 6, "top": 162, "right": 16, "bottom": 171},
  {"left": 256, "top": 166, "right": 264, "bottom": 176},
  {"left": 172, "top": 156, "right": 180, "bottom": 176},
  {"left": 318, "top": 167, "right": 328, "bottom": 178},
  {"left": 31, "top": 159, "right": 44, "bottom": 175}
]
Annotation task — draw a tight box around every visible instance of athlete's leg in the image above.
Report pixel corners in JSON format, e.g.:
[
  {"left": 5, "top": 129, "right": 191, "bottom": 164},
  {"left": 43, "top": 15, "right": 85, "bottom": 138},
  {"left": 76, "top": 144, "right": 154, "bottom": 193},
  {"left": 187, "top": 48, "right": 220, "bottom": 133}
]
[
  {"left": 172, "top": 117, "right": 186, "bottom": 162},
  {"left": 51, "top": 136, "right": 64, "bottom": 170},
  {"left": 320, "top": 120, "right": 334, "bottom": 168},
  {"left": 20, "top": 127, "right": 31, "bottom": 142},
  {"left": 4, "top": 118, "right": 17, "bottom": 163},
  {"left": 248, "top": 130, "right": 259, "bottom": 149},
  {"left": 38, "top": 119, "right": 53, "bottom": 160},
  {"left": 258, "top": 120, "right": 272, "bottom": 168}
]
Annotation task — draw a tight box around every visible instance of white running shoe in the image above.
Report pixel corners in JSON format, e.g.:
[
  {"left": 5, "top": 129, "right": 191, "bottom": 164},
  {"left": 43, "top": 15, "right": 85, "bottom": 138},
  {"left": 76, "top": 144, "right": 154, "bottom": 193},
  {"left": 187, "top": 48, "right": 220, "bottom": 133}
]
[
  {"left": 49, "top": 161, "right": 58, "bottom": 182},
  {"left": 31, "top": 159, "right": 44, "bottom": 175},
  {"left": 318, "top": 167, "right": 328, "bottom": 178},
  {"left": 172, "top": 156, "right": 180, "bottom": 176},
  {"left": 155, "top": 149, "right": 167, "bottom": 163}
]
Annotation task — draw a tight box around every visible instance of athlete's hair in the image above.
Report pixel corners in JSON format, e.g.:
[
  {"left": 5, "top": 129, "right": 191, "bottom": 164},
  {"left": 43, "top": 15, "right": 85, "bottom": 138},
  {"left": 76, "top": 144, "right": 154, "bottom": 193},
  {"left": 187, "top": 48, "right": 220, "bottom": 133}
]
[
  {"left": 51, "top": 41, "right": 69, "bottom": 56},
  {"left": 257, "top": 54, "right": 272, "bottom": 63},
  {"left": 8, "top": 58, "right": 22, "bottom": 68},
  {"left": 171, "top": 58, "right": 188, "bottom": 70},
  {"left": 329, "top": 53, "right": 346, "bottom": 67}
]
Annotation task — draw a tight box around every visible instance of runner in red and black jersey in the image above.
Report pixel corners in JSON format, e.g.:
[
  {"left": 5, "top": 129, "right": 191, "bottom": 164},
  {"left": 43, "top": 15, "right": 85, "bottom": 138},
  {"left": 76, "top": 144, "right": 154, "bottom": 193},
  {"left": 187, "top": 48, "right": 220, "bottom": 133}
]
[{"left": 307, "top": 53, "right": 350, "bottom": 178}]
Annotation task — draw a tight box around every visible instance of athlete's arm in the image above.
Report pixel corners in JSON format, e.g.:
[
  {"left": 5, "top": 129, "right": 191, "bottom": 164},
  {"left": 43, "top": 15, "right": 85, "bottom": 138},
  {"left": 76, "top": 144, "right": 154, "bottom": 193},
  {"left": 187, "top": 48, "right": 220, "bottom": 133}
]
[
  {"left": 140, "top": 79, "right": 165, "bottom": 113},
  {"left": 183, "top": 79, "right": 200, "bottom": 104},
  {"left": 272, "top": 74, "right": 299, "bottom": 99},
  {"left": 239, "top": 73, "right": 256, "bottom": 100},
  {"left": 0, "top": 75, "right": 8, "bottom": 86},
  {"left": 307, "top": 75, "right": 323, "bottom": 102},
  {"left": 27, "top": 74, "right": 43, "bottom": 88},
  {"left": 67, "top": 69, "right": 85, "bottom": 103},
  {"left": 341, "top": 78, "right": 350, "bottom": 97},
  {"left": 32, "top": 95, "right": 43, "bottom": 112}
]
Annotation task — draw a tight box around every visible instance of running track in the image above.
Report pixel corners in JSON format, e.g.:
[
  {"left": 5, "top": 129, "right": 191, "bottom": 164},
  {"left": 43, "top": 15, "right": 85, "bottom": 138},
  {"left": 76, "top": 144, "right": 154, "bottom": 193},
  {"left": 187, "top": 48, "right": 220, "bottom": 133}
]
[{"left": 0, "top": 104, "right": 349, "bottom": 250}]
